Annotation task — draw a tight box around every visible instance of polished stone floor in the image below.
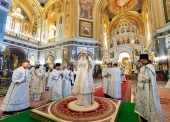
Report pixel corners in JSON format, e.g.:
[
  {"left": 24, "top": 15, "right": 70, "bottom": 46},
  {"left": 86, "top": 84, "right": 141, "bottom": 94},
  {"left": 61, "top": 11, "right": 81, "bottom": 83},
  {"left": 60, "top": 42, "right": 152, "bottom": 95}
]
[{"left": 0, "top": 79, "right": 169, "bottom": 121}]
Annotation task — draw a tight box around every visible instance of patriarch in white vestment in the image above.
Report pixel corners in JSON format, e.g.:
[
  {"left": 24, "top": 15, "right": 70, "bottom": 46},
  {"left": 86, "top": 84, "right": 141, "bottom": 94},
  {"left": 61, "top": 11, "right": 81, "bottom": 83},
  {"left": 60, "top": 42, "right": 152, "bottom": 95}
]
[
  {"left": 30, "top": 60, "right": 45, "bottom": 101},
  {"left": 63, "top": 65, "right": 72, "bottom": 97},
  {"left": 46, "top": 65, "right": 54, "bottom": 91},
  {"left": 72, "top": 47, "right": 95, "bottom": 106},
  {"left": 48, "top": 63, "right": 63, "bottom": 101},
  {"left": 135, "top": 54, "right": 164, "bottom": 122},
  {"left": 107, "top": 63, "right": 122, "bottom": 99},
  {"left": 0, "top": 60, "right": 31, "bottom": 113},
  {"left": 102, "top": 63, "right": 112, "bottom": 97}
]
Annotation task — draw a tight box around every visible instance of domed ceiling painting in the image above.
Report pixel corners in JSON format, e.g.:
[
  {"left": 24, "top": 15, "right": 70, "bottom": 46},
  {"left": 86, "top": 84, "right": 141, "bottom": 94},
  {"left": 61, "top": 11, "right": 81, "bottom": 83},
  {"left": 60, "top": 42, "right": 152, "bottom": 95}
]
[{"left": 107, "top": 0, "right": 142, "bottom": 18}]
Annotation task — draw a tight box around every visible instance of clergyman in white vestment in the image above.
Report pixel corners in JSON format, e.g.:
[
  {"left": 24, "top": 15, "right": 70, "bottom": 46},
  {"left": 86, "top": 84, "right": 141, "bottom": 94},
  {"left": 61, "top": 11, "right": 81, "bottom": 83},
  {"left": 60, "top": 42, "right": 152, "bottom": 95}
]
[
  {"left": 48, "top": 63, "right": 63, "bottom": 101},
  {"left": 135, "top": 54, "right": 164, "bottom": 122},
  {"left": 102, "top": 63, "right": 112, "bottom": 97},
  {"left": 107, "top": 63, "right": 122, "bottom": 99},
  {"left": 0, "top": 60, "right": 31, "bottom": 113},
  {"left": 30, "top": 60, "right": 45, "bottom": 102},
  {"left": 72, "top": 47, "right": 95, "bottom": 106},
  {"left": 63, "top": 65, "right": 72, "bottom": 97},
  {"left": 46, "top": 65, "right": 54, "bottom": 91}
]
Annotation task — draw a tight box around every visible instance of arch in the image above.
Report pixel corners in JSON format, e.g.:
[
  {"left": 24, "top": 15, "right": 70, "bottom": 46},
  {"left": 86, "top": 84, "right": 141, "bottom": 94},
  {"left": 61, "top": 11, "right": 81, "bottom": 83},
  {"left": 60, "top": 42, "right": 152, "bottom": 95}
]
[
  {"left": 109, "top": 11, "right": 145, "bottom": 38},
  {"left": 117, "top": 50, "right": 132, "bottom": 59},
  {"left": 45, "top": 55, "right": 55, "bottom": 66},
  {"left": 6, "top": 46, "right": 27, "bottom": 66}
]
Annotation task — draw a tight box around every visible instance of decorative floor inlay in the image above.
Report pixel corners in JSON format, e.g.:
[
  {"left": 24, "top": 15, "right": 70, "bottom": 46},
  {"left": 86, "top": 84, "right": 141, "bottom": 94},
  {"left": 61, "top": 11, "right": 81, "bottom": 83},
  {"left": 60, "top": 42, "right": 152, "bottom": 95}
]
[{"left": 31, "top": 96, "right": 121, "bottom": 122}]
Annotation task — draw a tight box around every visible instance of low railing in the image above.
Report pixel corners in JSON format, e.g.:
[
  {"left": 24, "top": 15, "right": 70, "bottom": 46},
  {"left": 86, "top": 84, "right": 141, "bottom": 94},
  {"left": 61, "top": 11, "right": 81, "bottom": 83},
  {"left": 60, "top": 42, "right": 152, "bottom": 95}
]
[{"left": 5, "top": 29, "right": 39, "bottom": 44}]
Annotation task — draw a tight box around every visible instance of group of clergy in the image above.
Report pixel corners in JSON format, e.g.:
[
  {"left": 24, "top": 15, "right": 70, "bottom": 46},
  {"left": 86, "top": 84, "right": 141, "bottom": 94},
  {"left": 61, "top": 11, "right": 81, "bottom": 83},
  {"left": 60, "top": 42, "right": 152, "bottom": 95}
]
[
  {"left": 102, "top": 63, "right": 122, "bottom": 99},
  {"left": 0, "top": 60, "right": 75, "bottom": 114}
]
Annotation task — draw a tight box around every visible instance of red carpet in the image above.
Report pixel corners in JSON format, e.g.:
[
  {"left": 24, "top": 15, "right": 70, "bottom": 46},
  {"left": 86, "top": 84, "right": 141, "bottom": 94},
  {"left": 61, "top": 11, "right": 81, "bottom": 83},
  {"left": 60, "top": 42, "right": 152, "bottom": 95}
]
[{"left": 94, "top": 80, "right": 131, "bottom": 102}]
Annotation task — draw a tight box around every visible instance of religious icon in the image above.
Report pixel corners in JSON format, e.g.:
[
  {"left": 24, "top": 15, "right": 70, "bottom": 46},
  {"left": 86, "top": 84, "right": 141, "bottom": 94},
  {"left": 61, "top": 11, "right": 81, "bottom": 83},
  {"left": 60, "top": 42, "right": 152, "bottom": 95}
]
[
  {"left": 121, "top": 28, "right": 125, "bottom": 33},
  {"left": 79, "top": 20, "right": 93, "bottom": 38},
  {"left": 127, "top": 38, "right": 130, "bottom": 44},
  {"left": 58, "top": 4, "right": 62, "bottom": 13},
  {"left": 127, "top": 27, "right": 130, "bottom": 32},
  {"left": 117, "top": 40, "right": 120, "bottom": 45},
  {"left": 59, "top": 27, "right": 62, "bottom": 37},
  {"left": 116, "top": 30, "right": 119, "bottom": 34},
  {"left": 59, "top": 15, "right": 63, "bottom": 25},
  {"left": 79, "top": 0, "right": 95, "bottom": 20},
  {"left": 24, "top": 24, "right": 28, "bottom": 33}
]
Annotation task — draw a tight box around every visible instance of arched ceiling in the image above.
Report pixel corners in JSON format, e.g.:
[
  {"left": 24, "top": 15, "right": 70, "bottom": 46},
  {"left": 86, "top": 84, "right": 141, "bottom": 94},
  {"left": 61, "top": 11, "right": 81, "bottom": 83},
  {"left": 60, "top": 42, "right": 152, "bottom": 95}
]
[{"left": 106, "top": 0, "right": 142, "bottom": 18}]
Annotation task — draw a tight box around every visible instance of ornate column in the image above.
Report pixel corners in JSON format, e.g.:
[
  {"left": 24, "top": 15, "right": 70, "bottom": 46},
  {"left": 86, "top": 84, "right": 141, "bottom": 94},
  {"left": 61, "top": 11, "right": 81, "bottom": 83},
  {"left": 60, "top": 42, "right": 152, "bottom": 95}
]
[{"left": 0, "top": 0, "right": 12, "bottom": 56}]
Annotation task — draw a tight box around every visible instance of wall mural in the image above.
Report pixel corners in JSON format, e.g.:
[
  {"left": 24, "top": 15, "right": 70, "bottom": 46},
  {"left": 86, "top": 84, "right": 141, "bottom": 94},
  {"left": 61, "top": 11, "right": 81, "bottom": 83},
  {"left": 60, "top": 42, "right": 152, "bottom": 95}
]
[
  {"left": 56, "top": 13, "right": 65, "bottom": 39},
  {"left": 163, "top": 0, "right": 170, "bottom": 23},
  {"left": 79, "top": 0, "right": 95, "bottom": 20},
  {"left": 79, "top": 20, "right": 93, "bottom": 38},
  {"left": 42, "top": 20, "right": 48, "bottom": 44}
]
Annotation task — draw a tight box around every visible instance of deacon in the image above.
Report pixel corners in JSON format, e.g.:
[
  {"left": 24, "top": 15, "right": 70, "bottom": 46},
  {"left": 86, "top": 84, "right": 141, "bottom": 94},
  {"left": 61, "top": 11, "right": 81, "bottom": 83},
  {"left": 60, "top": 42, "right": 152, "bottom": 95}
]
[
  {"left": 107, "top": 63, "right": 122, "bottom": 99},
  {"left": 30, "top": 60, "right": 45, "bottom": 101},
  {"left": 63, "top": 65, "right": 72, "bottom": 97},
  {"left": 0, "top": 60, "right": 31, "bottom": 113},
  {"left": 72, "top": 47, "right": 95, "bottom": 106},
  {"left": 49, "top": 63, "right": 63, "bottom": 101},
  {"left": 135, "top": 54, "right": 164, "bottom": 122},
  {"left": 102, "top": 63, "right": 111, "bottom": 97},
  {"left": 46, "top": 65, "right": 54, "bottom": 91}
]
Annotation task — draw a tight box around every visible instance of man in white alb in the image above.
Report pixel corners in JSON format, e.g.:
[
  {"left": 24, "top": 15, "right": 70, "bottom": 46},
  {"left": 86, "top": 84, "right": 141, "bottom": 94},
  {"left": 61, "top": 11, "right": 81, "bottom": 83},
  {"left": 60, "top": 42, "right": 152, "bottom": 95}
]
[
  {"left": 72, "top": 47, "right": 95, "bottom": 106},
  {"left": 107, "top": 63, "right": 122, "bottom": 99},
  {"left": 63, "top": 65, "right": 72, "bottom": 97},
  {"left": 30, "top": 60, "right": 45, "bottom": 101},
  {"left": 0, "top": 60, "right": 31, "bottom": 114}
]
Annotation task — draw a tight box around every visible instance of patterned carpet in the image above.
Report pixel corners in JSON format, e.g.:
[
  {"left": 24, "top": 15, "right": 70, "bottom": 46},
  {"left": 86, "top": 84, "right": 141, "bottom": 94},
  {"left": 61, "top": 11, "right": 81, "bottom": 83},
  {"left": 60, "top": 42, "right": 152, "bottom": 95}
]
[
  {"left": 31, "top": 96, "right": 121, "bottom": 122},
  {"left": 158, "top": 88, "right": 170, "bottom": 122}
]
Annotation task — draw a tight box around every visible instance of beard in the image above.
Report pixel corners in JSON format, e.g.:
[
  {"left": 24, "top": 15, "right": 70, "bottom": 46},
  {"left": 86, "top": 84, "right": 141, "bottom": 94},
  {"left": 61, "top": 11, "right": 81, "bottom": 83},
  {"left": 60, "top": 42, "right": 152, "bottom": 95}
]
[{"left": 81, "top": 56, "right": 86, "bottom": 60}]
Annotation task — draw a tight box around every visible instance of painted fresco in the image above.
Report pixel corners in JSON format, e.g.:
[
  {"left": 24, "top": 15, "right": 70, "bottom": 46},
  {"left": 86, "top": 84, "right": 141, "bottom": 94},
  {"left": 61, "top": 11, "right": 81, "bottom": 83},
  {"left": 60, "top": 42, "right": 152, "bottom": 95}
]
[
  {"left": 79, "top": 0, "right": 95, "bottom": 20},
  {"left": 42, "top": 20, "right": 48, "bottom": 44},
  {"left": 79, "top": 20, "right": 93, "bottom": 38},
  {"left": 56, "top": 13, "right": 65, "bottom": 39}
]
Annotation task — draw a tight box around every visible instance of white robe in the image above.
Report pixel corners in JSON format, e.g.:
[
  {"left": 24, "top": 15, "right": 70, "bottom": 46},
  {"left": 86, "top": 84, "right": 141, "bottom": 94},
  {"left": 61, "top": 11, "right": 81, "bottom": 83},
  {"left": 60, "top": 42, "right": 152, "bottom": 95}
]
[
  {"left": 107, "top": 68, "right": 122, "bottom": 99},
  {"left": 49, "top": 69, "right": 63, "bottom": 101},
  {"left": 135, "top": 64, "right": 164, "bottom": 122},
  {"left": 46, "top": 70, "right": 53, "bottom": 88},
  {"left": 102, "top": 68, "right": 109, "bottom": 94},
  {"left": 30, "top": 67, "right": 45, "bottom": 101},
  {"left": 72, "top": 57, "right": 95, "bottom": 106},
  {"left": 63, "top": 69, "right": 71, "bottom": 97},
  {"left": 0, "top": 67, "right": 31, "bottom": 112}
]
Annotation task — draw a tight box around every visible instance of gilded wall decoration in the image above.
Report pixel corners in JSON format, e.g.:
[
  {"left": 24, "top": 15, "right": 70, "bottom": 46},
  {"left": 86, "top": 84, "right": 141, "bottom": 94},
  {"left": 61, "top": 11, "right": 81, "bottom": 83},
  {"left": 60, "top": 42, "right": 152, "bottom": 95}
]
[
  {"left": 79, "top": 0, "right": 95, "bottom": 20},
  {"left": 79, "top": 20, "right": 93, "bottom": 38},
  {"left": 56, "top": 13, "right": 65, "bottom": 39},
  {"left": 42, "top": 20, "right": 48, "bottom": 43},
  {"left": 163, "top": 0, "right": 170, "bottom": 23}
]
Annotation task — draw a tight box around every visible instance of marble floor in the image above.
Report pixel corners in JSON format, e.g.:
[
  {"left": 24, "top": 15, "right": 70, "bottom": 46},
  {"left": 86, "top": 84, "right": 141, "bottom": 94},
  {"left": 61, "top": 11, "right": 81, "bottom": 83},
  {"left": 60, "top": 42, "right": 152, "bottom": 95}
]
[{"left": 0, "top": 79, "right": 169, "bottom": 121}]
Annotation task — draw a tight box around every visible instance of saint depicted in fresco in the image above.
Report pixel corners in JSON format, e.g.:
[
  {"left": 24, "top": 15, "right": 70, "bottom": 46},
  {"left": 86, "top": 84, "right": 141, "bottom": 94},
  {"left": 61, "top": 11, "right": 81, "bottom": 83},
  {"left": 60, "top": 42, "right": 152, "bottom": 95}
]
[
  {"left": 83, "top": 25, "right": 90, "bottom": 35},
  {"left": 59, "top": 27, "right": 62, "bottom": 37},
  {"left": 24, "top": 24, "right": 28, "bottom": 33},
  {"left": 79, "top": 0, "right": 95, "bottom": 20},
  {"left": 59, "top": 15, "right": 63, "bottom": 25}
]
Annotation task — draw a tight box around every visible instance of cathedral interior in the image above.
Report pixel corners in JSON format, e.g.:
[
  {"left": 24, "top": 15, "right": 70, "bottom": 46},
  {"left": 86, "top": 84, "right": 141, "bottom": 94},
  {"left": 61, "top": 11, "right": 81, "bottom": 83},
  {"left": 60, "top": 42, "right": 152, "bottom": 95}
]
[
  {"left": 0, "top": 0, "right": 170, "bottom": 122},
  {"left": 0, "top": 0, "right": 169, "bottom": 73}
]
